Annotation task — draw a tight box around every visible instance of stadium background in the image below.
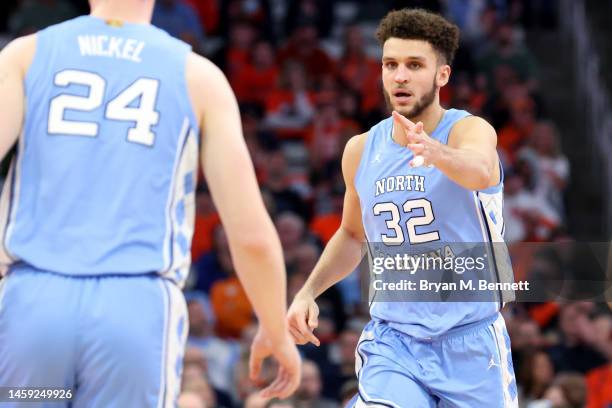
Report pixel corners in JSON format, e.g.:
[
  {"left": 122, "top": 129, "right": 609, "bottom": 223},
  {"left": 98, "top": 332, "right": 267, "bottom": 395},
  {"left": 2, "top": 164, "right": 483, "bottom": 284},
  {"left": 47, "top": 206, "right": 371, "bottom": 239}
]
[{"left": 0, "top": 0, "right": 610, "bottom": 407}]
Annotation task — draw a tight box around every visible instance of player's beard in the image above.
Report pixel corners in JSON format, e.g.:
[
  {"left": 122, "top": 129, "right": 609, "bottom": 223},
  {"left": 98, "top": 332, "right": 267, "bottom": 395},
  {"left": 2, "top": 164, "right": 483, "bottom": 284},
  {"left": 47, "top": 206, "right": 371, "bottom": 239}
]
[{"left": 384, "top": 77, "right": 437, "bottom": 120}]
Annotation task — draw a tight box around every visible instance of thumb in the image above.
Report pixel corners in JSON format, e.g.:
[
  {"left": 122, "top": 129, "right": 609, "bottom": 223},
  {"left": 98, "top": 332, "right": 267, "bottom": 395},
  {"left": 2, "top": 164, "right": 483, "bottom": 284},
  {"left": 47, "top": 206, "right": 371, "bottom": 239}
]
[
  {"left": 249, "top": 350, "right": 262, "bottom": 381},
  {"left": 307, "top": 304, "right": 318, "bottom": 329}
]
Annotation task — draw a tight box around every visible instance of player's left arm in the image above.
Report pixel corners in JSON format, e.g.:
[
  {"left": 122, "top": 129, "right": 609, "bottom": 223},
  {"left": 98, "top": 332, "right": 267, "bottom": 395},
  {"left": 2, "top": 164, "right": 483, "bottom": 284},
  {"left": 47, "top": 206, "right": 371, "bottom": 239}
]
[
  {"left": 0, "top": 35, "right": 36, "bottom": 162},
  {"left": 394, "top": 112, "right": 500, "bottom": 190},
  {"left": 437, "top": 115, "right": 501, "bottom": 190}
]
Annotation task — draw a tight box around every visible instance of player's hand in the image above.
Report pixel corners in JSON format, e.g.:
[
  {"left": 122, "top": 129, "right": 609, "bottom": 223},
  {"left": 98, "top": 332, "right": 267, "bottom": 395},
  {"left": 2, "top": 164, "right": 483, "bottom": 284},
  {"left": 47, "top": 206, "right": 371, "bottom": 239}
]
[
  {"left": 392, "top": 110, "right": 443, "bottom": 167},
  {"left": 249, "top": 327, "right": 301, "bottom": 399},
  {"left": 287, "top": 293, "right": 321, "bottom": 346}
]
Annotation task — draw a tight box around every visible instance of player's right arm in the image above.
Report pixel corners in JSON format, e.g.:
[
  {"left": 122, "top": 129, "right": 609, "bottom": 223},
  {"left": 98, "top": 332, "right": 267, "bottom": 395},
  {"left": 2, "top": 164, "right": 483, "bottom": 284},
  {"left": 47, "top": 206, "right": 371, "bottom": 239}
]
[
  {"left": 287, "top": 132, "right": 367, "bottom": 346},
  {"left": 0, "top": 35, "right": 35, "bottom": 161},
  {"left": 186, "top": 53, "right": 300, "bottom": 398}
]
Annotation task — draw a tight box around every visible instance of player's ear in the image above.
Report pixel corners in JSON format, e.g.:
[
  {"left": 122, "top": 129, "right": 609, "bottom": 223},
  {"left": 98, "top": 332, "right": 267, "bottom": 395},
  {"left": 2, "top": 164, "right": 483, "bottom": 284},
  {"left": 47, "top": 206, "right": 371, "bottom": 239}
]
[{"left": 436, "top": 64, "right": 451, "bottom": 87}]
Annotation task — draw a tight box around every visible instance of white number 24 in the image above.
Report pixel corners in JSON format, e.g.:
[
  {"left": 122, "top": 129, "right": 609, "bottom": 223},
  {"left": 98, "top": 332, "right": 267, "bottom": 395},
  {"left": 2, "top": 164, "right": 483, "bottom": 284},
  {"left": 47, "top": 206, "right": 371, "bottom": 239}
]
[{"left": 48, "top": 69, "right": 159, "bottom": 146}]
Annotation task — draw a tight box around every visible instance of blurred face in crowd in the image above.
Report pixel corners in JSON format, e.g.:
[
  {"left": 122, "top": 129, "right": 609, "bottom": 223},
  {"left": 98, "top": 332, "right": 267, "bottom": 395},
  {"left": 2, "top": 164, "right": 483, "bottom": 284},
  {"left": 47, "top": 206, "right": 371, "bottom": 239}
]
[
  {"left": 293, "top": 243, "right": 320, "bottom": 275},
  {"left": 292, "top": 24, "right": 318, "bottom": 49},
  {"left": 230, "top": 22, "right": 256, "bottom": 49},
  {"left": 275, "top": 213, "right": 305, "bottom": 249},
  {"left": 187, "top": 301, "right": 210, "bottom": 337},
  {"left": 532, "top": 352, "right": 554, "bottom": 386},
  {"left": 381, "top": 38, "right": 450, "bottom": 120},
  {"left": 532, "top": 122, "right": 558, "bottom": 156},
  {"left": 543, "top": 386, "right": 566, "bottom": 407},
  {"left": 338, "top": 329, "right": 360, "bottom": 364},
  {"left": 496, "top": 23, "right": 515, "bottom": 48},
  {"left": 297, "top": 361, "right": 322, "bottom": 400},
  {"left": 512, "top": 320, "right": 543, "bottom": 349},
  {"left": 252, "top": 41, "right": 275, "bottom": 69},
  {"left": 345, "top": 25, "right": 364, "bottom": 54}
]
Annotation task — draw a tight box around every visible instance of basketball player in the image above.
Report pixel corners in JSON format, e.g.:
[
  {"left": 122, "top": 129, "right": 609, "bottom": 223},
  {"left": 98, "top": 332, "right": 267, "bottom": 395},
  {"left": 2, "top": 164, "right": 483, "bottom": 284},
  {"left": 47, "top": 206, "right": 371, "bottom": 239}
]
[
  {"left": 288, "top": 9, "right": 518, "bottom": 407},
  {"left": 0, "top": 0, "right": 300, "bottom": 406}
]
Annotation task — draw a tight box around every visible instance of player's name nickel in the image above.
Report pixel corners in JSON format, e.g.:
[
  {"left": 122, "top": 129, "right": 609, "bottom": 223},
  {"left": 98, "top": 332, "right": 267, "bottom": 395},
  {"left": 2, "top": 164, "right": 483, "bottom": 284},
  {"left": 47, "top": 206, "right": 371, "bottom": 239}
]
[{"left": 77, "top": 35, "right": 144, "bottom": 62}]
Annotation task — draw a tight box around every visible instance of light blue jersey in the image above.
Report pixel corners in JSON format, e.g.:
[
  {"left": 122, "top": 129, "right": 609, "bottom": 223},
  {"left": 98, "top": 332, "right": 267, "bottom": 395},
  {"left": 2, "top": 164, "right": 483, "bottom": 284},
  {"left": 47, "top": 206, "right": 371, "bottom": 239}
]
[
  {"left": 354, "top": 109, "right": 507, "bottom": 338},
  {"left": 0, "top": 16, "right": 196, "bottom": 407},
  {"left": 0, "top": 16, "right": 199, "bottom": 286},
  {"left": 346, "top": 110, "right": 518, "bottom": 408}
]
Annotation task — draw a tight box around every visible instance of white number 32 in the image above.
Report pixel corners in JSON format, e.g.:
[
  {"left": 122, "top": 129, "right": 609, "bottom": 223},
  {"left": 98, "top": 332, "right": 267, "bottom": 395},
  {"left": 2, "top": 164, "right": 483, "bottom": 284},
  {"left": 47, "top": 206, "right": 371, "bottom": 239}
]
[{"left": 48, "top": 69, "right": 160, "bottom": 146}]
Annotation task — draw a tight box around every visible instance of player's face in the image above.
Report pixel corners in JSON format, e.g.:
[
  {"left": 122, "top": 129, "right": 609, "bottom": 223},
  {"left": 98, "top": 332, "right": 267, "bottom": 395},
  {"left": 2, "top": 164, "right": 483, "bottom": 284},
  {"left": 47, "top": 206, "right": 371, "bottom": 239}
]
[{"left": 381, "top": 38, "right": 450, "bottom": 119}]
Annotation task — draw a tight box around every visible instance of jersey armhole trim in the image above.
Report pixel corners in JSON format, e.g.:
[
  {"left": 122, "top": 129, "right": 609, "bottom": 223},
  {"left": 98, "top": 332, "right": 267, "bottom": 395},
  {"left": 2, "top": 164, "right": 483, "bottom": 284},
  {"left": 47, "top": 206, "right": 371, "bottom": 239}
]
[
  {"left": 180, "top": 50, "right": 201, "bottom": 144},
  {"left": 353, "top": 131, "right": 371, "bottom": 188}
]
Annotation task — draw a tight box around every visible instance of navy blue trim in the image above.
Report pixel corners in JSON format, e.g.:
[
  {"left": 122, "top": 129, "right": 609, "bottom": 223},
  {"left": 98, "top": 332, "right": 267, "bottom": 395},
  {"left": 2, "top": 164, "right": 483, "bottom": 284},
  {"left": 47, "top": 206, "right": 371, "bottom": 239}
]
[
  {"left": 477, "top": 193, "right": 503, "bottom": 309},
  {"left": 357, "top": 391, "right": 396, "bottom": 408},
  {"left": 160, "top": 279, "right": 172, "bottom": 407},
  {"left": 479, "top": 162, "right": 504, "bottom": 194},
  {"left": 355, "top": 336, "right": 375, "bottom": 378},
  {"left": 3, "top": 154, "right": 18, "bottom": 262},
  {"left": 365, "top": 241, "right": 378, "bottom": 307}
]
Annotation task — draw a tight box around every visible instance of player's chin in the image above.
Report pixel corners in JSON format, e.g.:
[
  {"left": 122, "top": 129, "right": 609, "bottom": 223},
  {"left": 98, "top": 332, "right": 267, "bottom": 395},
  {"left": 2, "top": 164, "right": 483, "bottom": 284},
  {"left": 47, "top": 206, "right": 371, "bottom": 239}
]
[{"left": 392, "top": 105, "right": 413, "bottom": 117}]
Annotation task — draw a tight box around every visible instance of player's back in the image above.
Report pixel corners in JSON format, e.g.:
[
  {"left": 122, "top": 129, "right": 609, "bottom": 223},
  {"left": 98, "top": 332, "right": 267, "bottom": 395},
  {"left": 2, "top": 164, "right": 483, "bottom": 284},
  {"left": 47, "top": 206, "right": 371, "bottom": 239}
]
[{"left": 0, "top": 16, "right": 199, "bottom": 284}]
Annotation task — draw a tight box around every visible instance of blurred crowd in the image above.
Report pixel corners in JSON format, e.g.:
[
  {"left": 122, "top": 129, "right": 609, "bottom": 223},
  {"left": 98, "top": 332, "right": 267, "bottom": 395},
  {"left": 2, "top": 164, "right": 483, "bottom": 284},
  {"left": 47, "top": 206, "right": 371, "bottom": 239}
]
[{"left": 1, "top": 0, "right": 610, "bottom": 407}]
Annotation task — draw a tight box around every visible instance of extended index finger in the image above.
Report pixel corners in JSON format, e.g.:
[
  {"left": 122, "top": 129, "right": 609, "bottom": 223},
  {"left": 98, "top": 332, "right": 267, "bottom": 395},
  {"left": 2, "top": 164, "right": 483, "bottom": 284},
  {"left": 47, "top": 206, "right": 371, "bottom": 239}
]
[{"left": 392, "top": 110, "right": 416, "bottom": 130}]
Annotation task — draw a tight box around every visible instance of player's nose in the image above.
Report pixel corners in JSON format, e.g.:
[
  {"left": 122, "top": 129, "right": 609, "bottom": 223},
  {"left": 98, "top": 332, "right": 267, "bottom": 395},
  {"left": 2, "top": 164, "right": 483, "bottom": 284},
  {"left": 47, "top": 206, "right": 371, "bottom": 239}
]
[{"left": 393, "top": 65, "right": 410, "bottom": 83}]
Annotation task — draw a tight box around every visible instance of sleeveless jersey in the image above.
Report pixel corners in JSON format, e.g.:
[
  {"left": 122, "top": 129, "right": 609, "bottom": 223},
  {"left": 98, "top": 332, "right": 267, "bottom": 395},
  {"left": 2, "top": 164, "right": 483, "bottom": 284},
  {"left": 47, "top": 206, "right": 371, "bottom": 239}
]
[
  {"left": 0, "top": 16, "right": 199, "bottom": 286},
  {"left": 355, "top": 109, "right": 509, "bottom": 337}
]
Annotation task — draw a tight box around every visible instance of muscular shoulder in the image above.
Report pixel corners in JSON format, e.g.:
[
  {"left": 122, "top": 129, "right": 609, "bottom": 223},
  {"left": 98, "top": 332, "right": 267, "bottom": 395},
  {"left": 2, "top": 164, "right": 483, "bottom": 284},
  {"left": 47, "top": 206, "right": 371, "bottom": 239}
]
[
  {"left": 448, "top": 115, "right": 497, "bottom": 148},
  {"left": 0, "top": 34, "right": 37, "bottom": 77},
  {"left": 341, "top": 132, "right": 368, "bottom": 185},
  {"left": 185, "top": 52, "right": 232, "bottom": 126},
  {"left": 186, "top": 52, "right": 223, "bottom": 87}
]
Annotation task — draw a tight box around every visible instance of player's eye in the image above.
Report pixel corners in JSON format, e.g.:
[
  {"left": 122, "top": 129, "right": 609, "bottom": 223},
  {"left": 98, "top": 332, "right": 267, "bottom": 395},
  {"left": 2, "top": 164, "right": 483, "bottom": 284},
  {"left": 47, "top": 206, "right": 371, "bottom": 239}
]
[
  {"left": 384, "top": 62, "right": 397, "bottom": 69},
  {"left": 409, "top": 62, "right": 422, "bottom": 70}
]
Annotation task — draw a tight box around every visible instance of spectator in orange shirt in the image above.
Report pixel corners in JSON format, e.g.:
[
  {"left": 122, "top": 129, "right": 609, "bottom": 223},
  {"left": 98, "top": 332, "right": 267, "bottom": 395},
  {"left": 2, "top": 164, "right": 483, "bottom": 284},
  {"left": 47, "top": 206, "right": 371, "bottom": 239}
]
[
  {"left": 215, "top": 18, "right": 258, "bottom": 85},
  {"left": 310, "top": 194, "right": 343, "bottom": 245},
  {"left": 278, "top": 20, "right": 335, "bottom": 84},
  {"left": 336, "top": 24, "right": 380, "bottom": 114},
  {"left": 308, "top": 102, "right": 359, "bottom": 171},
  {"left": 191, "top": 186, "right": 220, "bottom": 262},
  {"left": 264, "top": 61, "right": 315, "bottom": 139},
  {"left": 586, "top": 363, "right": 612, "bottom": 408},
  {"left": 219, "top": 0, "right": 274, "bottom": 42},
  {"left": 586, "top": 313, "right": 612, "bottom": 408},
  {"left": 497, "top": 97, "right": 536, "bottom": 162},
  {"left": 209, "top": 270, "right": 255, "bottom": 339},
  {"left": 233, "top": 40, "right": 280, "bottom": 106}
]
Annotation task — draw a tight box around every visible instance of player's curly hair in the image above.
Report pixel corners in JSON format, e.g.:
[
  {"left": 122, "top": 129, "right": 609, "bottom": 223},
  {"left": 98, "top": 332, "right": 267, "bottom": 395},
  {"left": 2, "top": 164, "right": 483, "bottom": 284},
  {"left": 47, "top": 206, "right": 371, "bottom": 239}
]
[{"left": 375, "top": 8, "right": 460, "bottom": 66}]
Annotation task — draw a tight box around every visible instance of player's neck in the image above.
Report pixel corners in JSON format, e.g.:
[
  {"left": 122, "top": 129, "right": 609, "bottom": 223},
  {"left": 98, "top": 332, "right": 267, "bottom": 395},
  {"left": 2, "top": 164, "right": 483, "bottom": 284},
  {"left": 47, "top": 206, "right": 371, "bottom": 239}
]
[
  {"left": 392, "top": 103, "right": 445, "bottom": 146},
  {"left": 90, "top": 1, "right": 154, "bottom": 25}
]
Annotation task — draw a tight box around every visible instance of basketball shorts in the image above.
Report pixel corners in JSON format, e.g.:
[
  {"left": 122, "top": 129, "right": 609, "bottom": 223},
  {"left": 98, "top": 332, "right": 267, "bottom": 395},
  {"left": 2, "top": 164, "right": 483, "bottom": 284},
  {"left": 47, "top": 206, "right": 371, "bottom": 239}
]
[
  {"left": 0, "top": 264, "right": 187, "bottom": 408},
  {"left": 347, "top": 313, "right": 518, "bottom": 407}
]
